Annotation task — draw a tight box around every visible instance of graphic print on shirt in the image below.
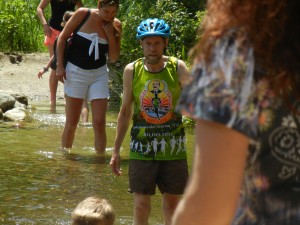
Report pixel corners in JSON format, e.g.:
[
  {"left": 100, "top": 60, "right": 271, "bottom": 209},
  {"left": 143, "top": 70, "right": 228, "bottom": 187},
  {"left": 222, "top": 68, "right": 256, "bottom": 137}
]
[
  {"left": 139, "top": 79, "right": 173, "bottom": 124},
  {"left": 130, "top": 57, "right": 187, "bottom": 160},
  {"left": 268, "top": 108, "right": 300, "bottom": 190}
]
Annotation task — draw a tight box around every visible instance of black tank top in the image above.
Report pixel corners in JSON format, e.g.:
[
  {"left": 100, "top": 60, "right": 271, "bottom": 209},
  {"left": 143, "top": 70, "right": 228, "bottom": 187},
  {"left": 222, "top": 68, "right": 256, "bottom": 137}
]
[
  {"left": 49, "top": 0, "right": 76, "bottom": 31},
  {"left": 67, "top": 33, "right": 109, "bottom": 70}
]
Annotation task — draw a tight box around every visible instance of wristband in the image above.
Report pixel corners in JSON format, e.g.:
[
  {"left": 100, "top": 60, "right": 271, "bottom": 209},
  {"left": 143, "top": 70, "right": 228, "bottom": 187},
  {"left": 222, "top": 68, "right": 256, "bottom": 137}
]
[
  {"left": 42, "top": 24, "right": 48, "bottom": 26},
  {"left": 43, "top": 67, "right": 48, "bottom": 73}
]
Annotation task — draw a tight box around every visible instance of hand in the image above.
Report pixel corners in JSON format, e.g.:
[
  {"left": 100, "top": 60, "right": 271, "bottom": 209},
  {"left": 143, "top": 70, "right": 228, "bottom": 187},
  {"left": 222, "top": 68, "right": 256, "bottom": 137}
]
[
  {"left": 37, "top": 69, "right": 44, "bottom": 79},
  {"left": 103, "top": 22, "right": 115, "bottom": 40},
  {"left": 43, "top": 24, "right": 52, "bottom": 37},
  {"left": 56, "top": 66, "right": 66, "bottom": 83},
  {"left": 110, "top": 152, "right": 122, "bottom": 176}
]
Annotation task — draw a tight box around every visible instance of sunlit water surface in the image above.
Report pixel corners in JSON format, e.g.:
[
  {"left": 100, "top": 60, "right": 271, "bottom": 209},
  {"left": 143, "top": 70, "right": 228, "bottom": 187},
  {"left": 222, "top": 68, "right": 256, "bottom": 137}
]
[{"left": 0, "top": 101, "right": 194, "bottom": 225}]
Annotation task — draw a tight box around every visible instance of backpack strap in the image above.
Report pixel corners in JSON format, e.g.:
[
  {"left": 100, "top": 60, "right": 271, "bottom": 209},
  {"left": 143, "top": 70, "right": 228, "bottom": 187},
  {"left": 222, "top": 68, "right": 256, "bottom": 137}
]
[{"left": 73, "top": 9, "right": 91, "bottom": 34}]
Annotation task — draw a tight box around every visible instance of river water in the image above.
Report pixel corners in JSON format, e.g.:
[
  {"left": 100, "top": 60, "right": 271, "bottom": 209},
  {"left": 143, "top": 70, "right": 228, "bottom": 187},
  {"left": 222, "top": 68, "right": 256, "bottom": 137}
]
[{"left": 0, "top": 101, "right": 195, "bottom": 225}]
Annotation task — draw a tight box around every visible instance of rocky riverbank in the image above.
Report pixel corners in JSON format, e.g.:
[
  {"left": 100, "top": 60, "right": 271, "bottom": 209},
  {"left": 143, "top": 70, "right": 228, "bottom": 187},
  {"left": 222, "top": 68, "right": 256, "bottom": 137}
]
[{"left": 0, "top": 52, "right": 64, "bottom": 121}]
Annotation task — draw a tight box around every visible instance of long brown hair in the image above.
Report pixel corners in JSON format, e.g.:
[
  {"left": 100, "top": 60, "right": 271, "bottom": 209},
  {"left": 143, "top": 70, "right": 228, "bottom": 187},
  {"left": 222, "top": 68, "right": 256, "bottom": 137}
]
[{"left": 193, "top": 0, "right": 300, "bottom": 98}]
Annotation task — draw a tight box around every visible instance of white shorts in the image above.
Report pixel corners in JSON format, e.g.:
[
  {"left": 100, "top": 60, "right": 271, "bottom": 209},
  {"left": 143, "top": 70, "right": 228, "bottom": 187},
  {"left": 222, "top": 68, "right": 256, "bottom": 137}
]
[{"left": 64, "top": 62, "right": 110, "bottom": 101}]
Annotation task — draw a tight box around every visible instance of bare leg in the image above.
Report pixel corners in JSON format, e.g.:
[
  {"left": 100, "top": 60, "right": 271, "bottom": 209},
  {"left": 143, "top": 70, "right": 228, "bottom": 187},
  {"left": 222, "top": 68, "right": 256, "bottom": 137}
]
[
  {"left": 162, "top": 193, "right": 180, "bottom": 225},
  {"left": 91, "top": 98, "right": 107, "bottom": 154},
  {"left": 81, "top": 99, "right": 89, "bottom": 124},
  {"left": 49, "top": 69, "right": 58, "bottom": 110},
  {"left": 133, "top": 193, "right": 151, "bottom": 225},
  {"left": 61, "top": 95, "right": 83, "bottom": 149},
  {"left": 47, "top": 44, "right": 54, "bottom": 58},
  {"left": 47, "top": 44, "right": 57, "bottom": 111}
]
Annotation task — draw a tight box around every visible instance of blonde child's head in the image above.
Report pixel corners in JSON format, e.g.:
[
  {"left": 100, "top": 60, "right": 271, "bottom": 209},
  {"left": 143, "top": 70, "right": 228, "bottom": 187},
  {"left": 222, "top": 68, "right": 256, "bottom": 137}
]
[{"left": 72, "top": 197, "right": 115, "bottom": 225}]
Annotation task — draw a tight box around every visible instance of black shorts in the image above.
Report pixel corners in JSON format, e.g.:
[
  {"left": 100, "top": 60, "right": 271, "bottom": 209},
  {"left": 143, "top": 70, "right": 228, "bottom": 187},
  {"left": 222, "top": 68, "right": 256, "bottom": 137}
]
[{"left": 128, "top": 159, "right": 188, "bottom": 195}]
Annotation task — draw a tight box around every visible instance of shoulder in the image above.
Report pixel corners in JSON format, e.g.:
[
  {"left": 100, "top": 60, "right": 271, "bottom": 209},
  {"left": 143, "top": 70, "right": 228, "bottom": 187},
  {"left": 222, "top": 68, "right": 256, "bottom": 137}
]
[
  {"left": 113, "top": 17, "right": 122, "bottom": 36},
  {"left": 74, "top": 7, "right": 90, "bottom": 16},
  {"left": 177, "top": 59, "right": 188, "bottom": 70},
  {"left": 73, "top": 7, "right": 91, "bottom": 23},
  {"left": 63, "top": 7, "right": 90, "bottom": 31},
  {"left": 123, "top": 63, "right": 135, "bottom": 87},
  {"left": 215, "top": 28, "right": 251, "bottom": 58},
  {"left": 113, "top": 18, "right": 122, "bottom": 27},
  {"left": 168, "top": 56, "right": 185, "bottom": 65},
  {"left": 38, "top": 0, "right": 51, "bottom": 8},
  {"left": 132, "top": 58, "right": 144, "bottom": 67},
  {"left": 167, "top": 56, "right": 187, "bottom": 71},
  {"left": 206, "top": 29, "right": 254, "bottom": 83},
  {"left": 124, "top": 62, "right": 135, "bottom": 73},
  {"left": 174, "top": 58, "right": 190, "bottom": 87}
]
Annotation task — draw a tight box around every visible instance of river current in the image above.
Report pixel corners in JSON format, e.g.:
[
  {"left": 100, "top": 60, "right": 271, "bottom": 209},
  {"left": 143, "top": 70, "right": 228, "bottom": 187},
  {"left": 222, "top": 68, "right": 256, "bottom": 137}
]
[{"left": 0, "top": 101, "right": 194, "bottom": 225}]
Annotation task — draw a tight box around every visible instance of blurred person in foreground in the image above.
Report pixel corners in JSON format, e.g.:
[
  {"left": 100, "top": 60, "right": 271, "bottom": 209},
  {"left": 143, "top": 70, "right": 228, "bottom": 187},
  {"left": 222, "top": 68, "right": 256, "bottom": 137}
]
[
  {"left": 110, "top": 18, "right": 190, "bottom": 224},
  {"left": 72, "top": 196, "right": 115, "bottom": 225},
  {"left": 172, "top": 0, "right": 300, "bottom": 224}
]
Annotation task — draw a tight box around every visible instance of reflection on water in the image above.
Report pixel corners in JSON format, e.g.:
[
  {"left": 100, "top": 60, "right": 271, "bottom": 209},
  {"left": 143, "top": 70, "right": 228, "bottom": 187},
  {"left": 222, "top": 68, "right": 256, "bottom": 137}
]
[{"left": 0, "top": 101, "right": 194, "bottom": 225}]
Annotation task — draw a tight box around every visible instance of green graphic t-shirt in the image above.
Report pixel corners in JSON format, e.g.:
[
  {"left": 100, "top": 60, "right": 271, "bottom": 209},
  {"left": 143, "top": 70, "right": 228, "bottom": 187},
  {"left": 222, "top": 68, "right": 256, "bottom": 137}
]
[{"left": 130, "top": 56, "right": 186, "bottom": 160}]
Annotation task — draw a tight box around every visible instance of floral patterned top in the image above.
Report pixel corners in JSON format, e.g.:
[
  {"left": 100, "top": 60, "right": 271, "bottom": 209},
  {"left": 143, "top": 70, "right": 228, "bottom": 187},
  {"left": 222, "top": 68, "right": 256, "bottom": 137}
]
[{"left": 177, "top": 29, "right": 300, "bottom": 225}]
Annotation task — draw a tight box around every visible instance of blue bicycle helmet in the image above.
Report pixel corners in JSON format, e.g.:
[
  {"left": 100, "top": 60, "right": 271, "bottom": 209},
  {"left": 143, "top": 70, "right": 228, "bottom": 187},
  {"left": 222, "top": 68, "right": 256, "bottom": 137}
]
[{"left": 136, "top": 18, "right": 171, "bottom": 40}]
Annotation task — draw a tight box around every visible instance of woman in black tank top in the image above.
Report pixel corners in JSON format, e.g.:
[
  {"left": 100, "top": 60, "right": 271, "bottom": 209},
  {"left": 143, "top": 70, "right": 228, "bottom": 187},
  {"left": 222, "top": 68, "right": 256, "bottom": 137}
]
[
  {"left": 55, "top": 0, "right": 122, "bottom": 155},
  {"left": 37, "top": 0, "right": 83, "bottom": 110}
]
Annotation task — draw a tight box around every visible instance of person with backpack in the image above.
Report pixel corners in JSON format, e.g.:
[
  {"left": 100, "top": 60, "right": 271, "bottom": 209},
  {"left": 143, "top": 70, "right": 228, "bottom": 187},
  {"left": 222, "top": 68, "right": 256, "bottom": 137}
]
[{"left": 55, "top": 0, "right": 122, "bottom": 154}]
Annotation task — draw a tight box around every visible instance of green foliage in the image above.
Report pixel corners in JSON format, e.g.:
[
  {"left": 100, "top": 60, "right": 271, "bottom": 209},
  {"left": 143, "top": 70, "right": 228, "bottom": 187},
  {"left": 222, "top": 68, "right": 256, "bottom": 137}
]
[
  {"left": 80, "top": 0, "right": 96, "bottom": 8},
  {"left": 180, "top": 0, "right": 206, "bottom": 12},
  {"left": 0, "top": 0, "right": 44, "bottom": 52},
  {"left": 159, "top": 1, "right": 199, "bottom": 61},
  {"left": 0, "top": 0, "right": 204, "bottom": 61}
]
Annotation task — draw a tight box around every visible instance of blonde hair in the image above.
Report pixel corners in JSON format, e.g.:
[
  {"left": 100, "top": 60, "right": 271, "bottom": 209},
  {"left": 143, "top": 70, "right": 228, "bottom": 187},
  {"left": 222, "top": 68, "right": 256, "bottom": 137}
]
[{"left": 72, "top": 197, "right": 115, "bottom": 225}]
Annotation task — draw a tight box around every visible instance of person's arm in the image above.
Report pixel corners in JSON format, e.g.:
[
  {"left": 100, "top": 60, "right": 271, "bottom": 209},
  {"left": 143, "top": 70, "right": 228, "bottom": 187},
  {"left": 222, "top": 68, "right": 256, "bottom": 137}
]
[
  {"left": 56, "top": 8, "right": 88, "bottom": 82},
  {"left": 36, "top": 0, "right": 51, "bottom": 37},
  {"left": 38, "top": 55, "right": 54, "bottom": 78},
  {"left": 177, "top": 59, "right": 191, "bottom": 88},
  {"left": 104, "top": 18, "right": 122, "bottom": 63},
  {"left": 109, "top": 63, "right": 134, "bottom": 176},
  {"left": 172, "top": 119, "right": 249, "bottom": 225}
]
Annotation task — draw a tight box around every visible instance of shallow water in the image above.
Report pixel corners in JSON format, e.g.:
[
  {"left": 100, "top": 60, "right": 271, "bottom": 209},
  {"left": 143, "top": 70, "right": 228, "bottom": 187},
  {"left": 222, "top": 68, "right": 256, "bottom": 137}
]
[{"left": 0, "top": 101, "right": 195, "bottom": 225}]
